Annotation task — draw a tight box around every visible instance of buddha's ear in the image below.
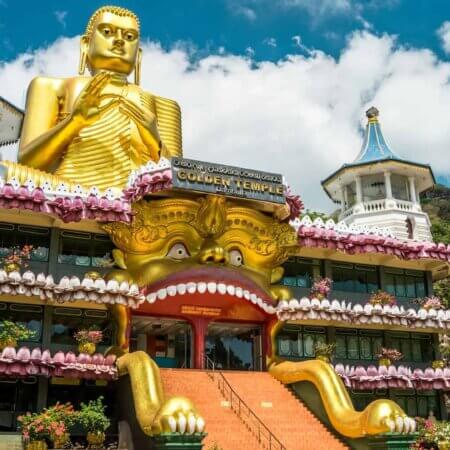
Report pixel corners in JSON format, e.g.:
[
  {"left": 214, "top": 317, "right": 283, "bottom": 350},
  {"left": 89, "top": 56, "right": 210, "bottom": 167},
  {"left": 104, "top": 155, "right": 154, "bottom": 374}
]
[
  {"left": 78, "top": 35, "right": 89, "bottom": 75},
  {"left": 271, "top": 266, "right": 284, "bottom": 284},
  {"left": 112, "top": 249, "right": 127, "bottom": 270}
]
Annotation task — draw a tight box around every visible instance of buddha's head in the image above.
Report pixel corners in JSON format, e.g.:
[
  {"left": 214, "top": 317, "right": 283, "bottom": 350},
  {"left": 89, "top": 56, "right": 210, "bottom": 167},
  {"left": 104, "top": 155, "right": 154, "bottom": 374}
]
[
  {"left": 79, "top": 6, "right": 141, "bottom": 82},
  {"left": 103, "top": 195, "right": 298, "bottom": 310}
]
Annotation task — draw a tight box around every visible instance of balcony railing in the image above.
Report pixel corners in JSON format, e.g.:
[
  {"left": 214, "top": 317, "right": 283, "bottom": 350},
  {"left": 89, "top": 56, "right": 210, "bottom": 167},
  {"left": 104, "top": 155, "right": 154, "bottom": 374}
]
[{"left": 340, "top": 198, "right": 419, "bottom": 219}]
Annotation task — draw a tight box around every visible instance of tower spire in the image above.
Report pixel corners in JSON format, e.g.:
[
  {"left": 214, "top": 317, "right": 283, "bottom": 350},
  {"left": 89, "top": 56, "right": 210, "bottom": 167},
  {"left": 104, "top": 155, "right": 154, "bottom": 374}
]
[{"left": 353, "top": 106, "right": 400, "bottom": 164}]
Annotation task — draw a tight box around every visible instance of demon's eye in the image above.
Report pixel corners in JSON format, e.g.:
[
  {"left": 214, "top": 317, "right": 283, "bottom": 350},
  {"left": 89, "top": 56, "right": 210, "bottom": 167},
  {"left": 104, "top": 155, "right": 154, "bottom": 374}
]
[
  {"left": 167, "top": 243, "right": 190, "bottom": 260},
  {"left": 229, "top": 249, "right": 243, "bottom": 267}
]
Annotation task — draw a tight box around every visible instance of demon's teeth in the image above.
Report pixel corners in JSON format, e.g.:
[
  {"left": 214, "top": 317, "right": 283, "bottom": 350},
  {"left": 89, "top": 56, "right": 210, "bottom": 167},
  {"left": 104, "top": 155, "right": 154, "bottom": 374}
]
[
  {"left": 226, "top": 285, "right": 235, "bottom": 295},
  {"left": 186, "top": 282, "right": 196, "bottom": 294},
  {"left": 207, "top": 282, "right": 217, "bottom": 294},
  {"left": 167, "top": 285, "right": 177, "bottom": 296},
  {"left": 146, "top": 281, "right": 275, "bottom": 315},
  {"left": 177, "top": 283, "right": 187, "bottom": 295}
]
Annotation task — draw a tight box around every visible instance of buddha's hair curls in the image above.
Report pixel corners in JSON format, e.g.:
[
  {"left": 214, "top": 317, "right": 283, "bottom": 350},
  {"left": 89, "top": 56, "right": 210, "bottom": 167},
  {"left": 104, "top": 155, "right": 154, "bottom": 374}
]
[{"left": 85, "top": 6, "right": 140, "bottom": 36}]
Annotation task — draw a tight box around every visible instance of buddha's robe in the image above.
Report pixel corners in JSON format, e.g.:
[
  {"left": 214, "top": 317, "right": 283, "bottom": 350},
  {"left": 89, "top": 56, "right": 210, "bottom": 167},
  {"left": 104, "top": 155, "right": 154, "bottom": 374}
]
[{"left": 3, "top": 83, "right": 181, "bottom": 192}]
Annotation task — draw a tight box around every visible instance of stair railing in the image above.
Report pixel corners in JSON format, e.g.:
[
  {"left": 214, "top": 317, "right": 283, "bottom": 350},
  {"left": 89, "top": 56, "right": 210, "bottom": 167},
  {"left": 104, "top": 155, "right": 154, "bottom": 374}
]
[{"left": 204, "top": 355, "right": 286, "bottom": 450}]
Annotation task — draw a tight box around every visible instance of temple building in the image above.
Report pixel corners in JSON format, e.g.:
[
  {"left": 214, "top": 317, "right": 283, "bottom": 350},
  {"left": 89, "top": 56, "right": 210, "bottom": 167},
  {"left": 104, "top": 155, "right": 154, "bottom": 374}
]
[
  {"left": 1, "top": 7, "right": 450, "bottom": 450},
  {"left": 322, "top": 107, "right": 434, "bottom": 241}
]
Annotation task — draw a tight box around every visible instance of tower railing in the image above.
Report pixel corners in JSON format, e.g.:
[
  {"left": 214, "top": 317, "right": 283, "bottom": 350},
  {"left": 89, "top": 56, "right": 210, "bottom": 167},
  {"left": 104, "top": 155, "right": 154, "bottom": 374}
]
[
  {"left": 340, "top": 198, "right": 420, "bottom": 219},
  {"left": 204, "top": 355, "right": 286, "bottom": 450}
]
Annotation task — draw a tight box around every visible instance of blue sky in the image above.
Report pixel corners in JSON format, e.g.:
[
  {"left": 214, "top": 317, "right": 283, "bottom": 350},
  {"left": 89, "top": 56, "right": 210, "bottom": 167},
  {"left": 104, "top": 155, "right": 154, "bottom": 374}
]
[
  {"left": 2, "top": 1, "right": 450, "bottom": 211},
  {"left": 1, "top": 0, "right": 449, "bottom": 63}
]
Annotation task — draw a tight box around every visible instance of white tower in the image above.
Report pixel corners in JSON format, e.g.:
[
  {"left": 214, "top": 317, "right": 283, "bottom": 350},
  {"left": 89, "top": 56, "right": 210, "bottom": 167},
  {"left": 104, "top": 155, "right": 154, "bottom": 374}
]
[{"left": 322, "top": 107, "right": 435, "bottom": 241}]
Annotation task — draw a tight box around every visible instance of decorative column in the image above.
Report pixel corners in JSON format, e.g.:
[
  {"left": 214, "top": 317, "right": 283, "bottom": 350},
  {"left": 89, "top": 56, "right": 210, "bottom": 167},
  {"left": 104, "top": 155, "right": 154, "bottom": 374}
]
[
  {"left": 189, "top": 317, "right": 209, "bottom": 369},
  {"left": 339, "top": 185, "right": 346, "bottom": 211},
  {"left": 384, "top": 171, "right": 393, "bottom": 199},
  {"left": 408, "top": 176, "right": 417, "bottom": 204},
  {"left": 355, "top": 176, "right": 363, "bottom": 204}
]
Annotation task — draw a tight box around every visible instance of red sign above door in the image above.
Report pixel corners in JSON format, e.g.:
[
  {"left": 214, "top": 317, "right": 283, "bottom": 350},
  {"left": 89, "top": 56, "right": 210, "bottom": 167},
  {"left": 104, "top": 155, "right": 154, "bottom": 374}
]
[{"left": 181, "top": 305, "right": 222, "bottom": 317}]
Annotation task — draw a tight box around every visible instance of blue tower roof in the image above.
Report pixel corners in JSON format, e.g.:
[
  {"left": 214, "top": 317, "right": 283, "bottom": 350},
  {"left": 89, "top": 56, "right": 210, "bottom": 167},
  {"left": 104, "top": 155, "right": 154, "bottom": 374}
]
[{"left": 352, "top": 106, "right": 401, "bottom": 164}]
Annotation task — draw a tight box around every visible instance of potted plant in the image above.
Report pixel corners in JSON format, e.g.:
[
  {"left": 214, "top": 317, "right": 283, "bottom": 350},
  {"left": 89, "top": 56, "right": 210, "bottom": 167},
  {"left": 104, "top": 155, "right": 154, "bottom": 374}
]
[
  {"left": 412, "top": 419, "right": 450, "bottom": 450},
  {"left": 376, "top": 347, "right": 403, "bottom": 367},
  {"left": 76, "top": 397, "right": 110, "bottom": 448},
  {"left": 73, "top": 328, "right": 103, "bottom": 355},
  {"left": 314, "top": 342, "right": 336, "bottom": 363},
  {"left": 18, "top": 412, "right": 65, "bottom": 450},
  {"left": 421, "top": 296, "right": 444, "bottom": 311},
  {"left": 368, "top": 290, "right": 396, "bottom": 306},
  {"left": 43, "top": 402, "right": 76, "bottom": 448},
  {"left": 0, "top": 320, "right": 36, "bottom": 350},
  {"left": 439, "top": 335, "right": 450, "bottom": 368},
  {"left": 310, "top": 277, "right": 332, "bottom": 300},
  {"left": 0, "top": 244, "right": 33, "bottom": 273}
]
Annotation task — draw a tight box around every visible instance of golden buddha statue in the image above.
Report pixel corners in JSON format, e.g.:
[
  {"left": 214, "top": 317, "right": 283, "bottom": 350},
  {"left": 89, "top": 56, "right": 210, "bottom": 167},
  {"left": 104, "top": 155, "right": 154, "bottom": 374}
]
[{"left": 3, "top": 6, "right": 182, "bottom": 191}]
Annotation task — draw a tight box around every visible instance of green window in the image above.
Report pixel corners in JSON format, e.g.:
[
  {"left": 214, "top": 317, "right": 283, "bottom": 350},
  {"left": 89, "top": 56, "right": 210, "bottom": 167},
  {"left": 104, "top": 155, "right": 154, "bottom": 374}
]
[
  {"left": 332, "top": 263, "right": 379, "bottom": 293},
  {"left": 385, "top": 332, "right": 434, "bottom": 363},
  {"left": 50, "top": 307, "right": 113, "bottom": 351},
  {"left": 335, "top": 329, "right": 382, "bottom": 361},
  {"left": 384, "top": 268, "right": 426, "bottom": 299},
  {"left": 0, "top": 303, "right": 43, "bottom": 344},
  {"left": 391, "top": 390, "right": 439, "bottom": 419},
  {"left": 0, "top": 222, "right": 50, "bottom": 262},
  {"left": 58, "top": 231, "right": 114, "bottom": 268},
  {"left": 282, "top": 257, "right": 322, "bottom": 288},
  {"left": 277, "top": 326, "right": 326, "bottom": 359}
]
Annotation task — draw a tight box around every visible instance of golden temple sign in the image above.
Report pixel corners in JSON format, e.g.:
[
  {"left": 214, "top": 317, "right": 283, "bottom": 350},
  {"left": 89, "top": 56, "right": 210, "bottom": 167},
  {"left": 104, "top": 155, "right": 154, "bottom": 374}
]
[
  {"left": 181, "top": 305, "right": 222, "bottom": 317},
  {"left": 171, "top": 157, "right": 285, "bottom": 204}
]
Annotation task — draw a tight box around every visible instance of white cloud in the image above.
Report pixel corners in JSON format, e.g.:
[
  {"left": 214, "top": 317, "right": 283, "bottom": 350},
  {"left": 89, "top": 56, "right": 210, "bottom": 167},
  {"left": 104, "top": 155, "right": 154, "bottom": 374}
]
[
  {"left": 1, "top": 32, "right": 450, "bottom": 212},
  {"left": 438, "top": 21, "right": 450, "bottom": 54},
  {"left": 54, "top": 10, "right": 68, "bottom": 29},
  {"left": 227, "top": 1, "right": 257, "bottom": 21},
  {"left": 281, "top": 0, "right": 352, "bottom": 16},
  {"left": 263, "top": 37, "right": 277, "bottom": 48}
]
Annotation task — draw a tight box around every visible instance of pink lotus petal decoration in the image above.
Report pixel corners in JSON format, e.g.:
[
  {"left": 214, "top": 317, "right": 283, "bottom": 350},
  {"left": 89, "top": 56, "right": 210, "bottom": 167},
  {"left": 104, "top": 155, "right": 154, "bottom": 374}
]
[
  {"left": 0, "top": 269, "right": 144, "bottom": 309},
  {"left": 293, "top": 215, "right": 450, "bottom": 263},
  {"left": 0, "top": 346, "right": 117, "bottom": 380},
  {"left": 334, "top": 364, "right": 450, "bottom": 391}
]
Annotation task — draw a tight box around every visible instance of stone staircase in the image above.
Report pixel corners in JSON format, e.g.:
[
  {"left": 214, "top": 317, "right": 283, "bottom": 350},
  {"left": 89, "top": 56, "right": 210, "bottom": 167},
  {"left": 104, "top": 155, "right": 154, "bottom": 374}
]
[
  {"left": 161, "top": 369, "right": 264, "bottom": 450},
  {"left": 160, "top": 369, "right": 349, "bottom": 450}
]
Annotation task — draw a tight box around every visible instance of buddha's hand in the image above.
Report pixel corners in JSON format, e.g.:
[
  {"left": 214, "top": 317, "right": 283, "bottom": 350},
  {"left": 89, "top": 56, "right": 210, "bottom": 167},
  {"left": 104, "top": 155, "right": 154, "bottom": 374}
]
[
  {"left": 149, "top": 396, "right": 205, "bottom": 435},
  {"left": 119, "top": 98, "right": 161, "bottom": 161},
  {"left": 71, "top": 71, "right": 118, "bottom": 128}
]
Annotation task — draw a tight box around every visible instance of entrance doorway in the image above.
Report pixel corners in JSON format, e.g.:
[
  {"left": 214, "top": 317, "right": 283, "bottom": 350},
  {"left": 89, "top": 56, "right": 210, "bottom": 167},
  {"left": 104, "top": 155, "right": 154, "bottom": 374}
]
[
  {"left": 205, "top": 322, "right": 262, "bottom": 371},
  {"left": 131, "top": 316, "right": 192, "bottom": 368}
]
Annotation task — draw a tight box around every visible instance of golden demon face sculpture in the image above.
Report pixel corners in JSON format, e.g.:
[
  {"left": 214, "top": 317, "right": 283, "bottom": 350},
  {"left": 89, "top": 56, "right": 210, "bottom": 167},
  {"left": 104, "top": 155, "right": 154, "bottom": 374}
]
[{"left": 103, "top": 195, "right": 298, "bottom": 308}]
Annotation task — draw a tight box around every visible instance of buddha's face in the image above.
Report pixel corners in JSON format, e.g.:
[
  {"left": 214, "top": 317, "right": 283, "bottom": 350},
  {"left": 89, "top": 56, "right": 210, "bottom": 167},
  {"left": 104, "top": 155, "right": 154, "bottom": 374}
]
[
  {"left": 104, "top": 196, "right": 298, "bottom": 311},
  {"left": 86, "top": 11, "right": 139, "bottom": 75}
]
